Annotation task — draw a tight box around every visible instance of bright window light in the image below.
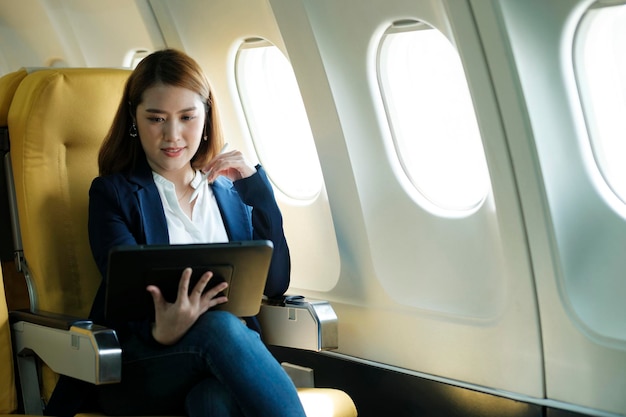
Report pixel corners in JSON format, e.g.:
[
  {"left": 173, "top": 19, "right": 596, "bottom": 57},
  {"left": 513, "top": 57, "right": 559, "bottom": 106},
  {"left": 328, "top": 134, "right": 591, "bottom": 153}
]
[
  {"left": 235, "top": 40, "right": 323, "bottom": 200},
  {"left": 378, "top": 23, "right": 490, "bottom": 212},
  {"left": 575, "top": 3, "right": 626, "bottom": 203}
]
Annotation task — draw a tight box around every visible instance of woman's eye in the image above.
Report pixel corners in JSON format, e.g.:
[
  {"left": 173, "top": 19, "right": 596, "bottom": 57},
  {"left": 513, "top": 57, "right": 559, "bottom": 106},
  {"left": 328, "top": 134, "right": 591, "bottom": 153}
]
[
  {"left": 148, "top": 116, "right": 165, "bottom": 123},
  {"left": 182, "top": 115, "right": 196, "bottom": 121}
]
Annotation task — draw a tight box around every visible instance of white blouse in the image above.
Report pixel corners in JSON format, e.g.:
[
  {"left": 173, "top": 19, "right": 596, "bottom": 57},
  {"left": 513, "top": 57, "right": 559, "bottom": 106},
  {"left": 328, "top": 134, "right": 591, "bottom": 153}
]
[{"left": 152, "top": 170, "right": 229, "bottom": 244}]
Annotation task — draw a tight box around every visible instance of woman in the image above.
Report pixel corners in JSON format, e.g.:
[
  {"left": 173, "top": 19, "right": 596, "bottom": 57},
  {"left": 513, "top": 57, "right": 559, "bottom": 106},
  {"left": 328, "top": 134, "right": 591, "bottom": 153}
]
[{"left": 47, "top": 48, "right": 306, "bottom": 417}]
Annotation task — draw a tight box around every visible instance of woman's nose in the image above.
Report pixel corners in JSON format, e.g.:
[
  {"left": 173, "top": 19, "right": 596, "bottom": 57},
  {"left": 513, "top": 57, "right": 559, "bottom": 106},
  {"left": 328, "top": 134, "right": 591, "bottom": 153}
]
[{"left": 163, "top": 120, "right": 181, "bottom": 141}]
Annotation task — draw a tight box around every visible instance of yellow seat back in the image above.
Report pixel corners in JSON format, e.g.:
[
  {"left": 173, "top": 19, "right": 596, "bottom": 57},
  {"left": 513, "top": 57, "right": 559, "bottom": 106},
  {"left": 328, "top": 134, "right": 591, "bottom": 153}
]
[
  {"left": 7, "top": 68, "right": 130, "bottom": 317},
  {"left": 1, "top": 69, "right": 29, "bottom": 266},
  {"left": 0, "top": 69, "right": 28, "bottom": 127},
  {"left": 0, "top": 266, "right": 17, "bottom": 414},
  {"left": 0, "top": 70, "right": 28, "bottom": 415}
]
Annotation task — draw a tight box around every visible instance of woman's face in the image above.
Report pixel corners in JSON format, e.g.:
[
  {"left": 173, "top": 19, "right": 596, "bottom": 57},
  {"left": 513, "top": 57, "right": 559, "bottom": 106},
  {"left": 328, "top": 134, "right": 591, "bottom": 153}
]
[{"left": 135, "top": 83, "right": 206, "bottom": 180}]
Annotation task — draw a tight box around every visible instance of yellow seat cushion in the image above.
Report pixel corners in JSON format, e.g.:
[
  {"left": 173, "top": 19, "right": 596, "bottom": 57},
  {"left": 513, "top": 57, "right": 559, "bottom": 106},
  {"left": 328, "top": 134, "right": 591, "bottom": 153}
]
[{"left": 298, "top": 388, "right": 358, "bottom": 417}]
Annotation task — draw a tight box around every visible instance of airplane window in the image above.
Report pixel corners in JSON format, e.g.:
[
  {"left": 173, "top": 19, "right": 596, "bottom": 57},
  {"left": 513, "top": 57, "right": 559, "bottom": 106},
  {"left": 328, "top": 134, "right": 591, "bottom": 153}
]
[
  {"left": 575, "top": 3, "right": 626, "bottom": 204},
  {"left": 378, "top": 22, "right": 490, "bottom": 213},
  {"left": 235, "top": 40, "right": 324, "bottom": 200}
]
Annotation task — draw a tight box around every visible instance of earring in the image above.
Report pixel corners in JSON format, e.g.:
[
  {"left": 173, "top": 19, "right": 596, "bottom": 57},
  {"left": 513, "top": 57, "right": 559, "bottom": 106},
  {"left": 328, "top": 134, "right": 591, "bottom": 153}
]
[{"left": 129, "top": 122, "right": 138, "bottom": 138}]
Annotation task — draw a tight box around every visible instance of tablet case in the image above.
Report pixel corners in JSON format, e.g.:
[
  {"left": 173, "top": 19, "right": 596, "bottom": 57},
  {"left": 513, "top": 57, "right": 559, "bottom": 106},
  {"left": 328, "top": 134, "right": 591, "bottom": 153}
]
[{"left": 104, "top": 240, "right": 273, "bottom": 321}]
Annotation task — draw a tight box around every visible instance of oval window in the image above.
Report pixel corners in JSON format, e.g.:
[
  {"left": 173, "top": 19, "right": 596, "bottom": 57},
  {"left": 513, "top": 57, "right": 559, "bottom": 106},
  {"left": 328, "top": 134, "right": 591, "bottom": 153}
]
[
  {"left": 235, "top": 40, "right": 323, "bottom": 200},
  {"left": 378, "top": 22, "right": 490, "bottom": 212},
  {"left": 575, "top": 3, "right": 626, "bottom": 204}
]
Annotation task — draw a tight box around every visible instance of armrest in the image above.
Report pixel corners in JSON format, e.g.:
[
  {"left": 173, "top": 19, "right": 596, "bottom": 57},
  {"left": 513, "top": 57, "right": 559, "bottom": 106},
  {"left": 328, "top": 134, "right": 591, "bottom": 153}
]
[
  {"left": 10, "top": 309, "right": 121, "bottom": 385},
  {"left": 10, "top": 309, "right": 95, "bottom": 330},
  {"left": 258, "top": 295, "right": 338, "bottom": 351}
]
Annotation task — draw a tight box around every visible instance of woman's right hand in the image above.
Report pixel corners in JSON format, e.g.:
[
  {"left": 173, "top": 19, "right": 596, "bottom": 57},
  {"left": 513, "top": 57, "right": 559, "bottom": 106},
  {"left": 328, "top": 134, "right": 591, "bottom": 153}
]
[{"left": 147, "top": 268, "right": 228, "bottom": 345}]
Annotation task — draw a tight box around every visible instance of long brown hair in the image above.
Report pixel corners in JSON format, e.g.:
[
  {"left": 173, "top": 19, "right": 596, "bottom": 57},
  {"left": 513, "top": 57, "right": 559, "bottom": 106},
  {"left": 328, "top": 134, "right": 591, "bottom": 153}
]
[{"left": 98, "top": 48, "right": 224, "bottom": 176}]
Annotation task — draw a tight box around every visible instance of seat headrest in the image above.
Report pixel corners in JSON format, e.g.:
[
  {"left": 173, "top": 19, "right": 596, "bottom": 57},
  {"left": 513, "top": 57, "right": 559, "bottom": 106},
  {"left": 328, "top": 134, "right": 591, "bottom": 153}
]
[
  {"left": 0, "top": 68, "right": 28, "bottom": 126},
  {"left": 8, "top": 67, "right": 131, "bottom": 146}
]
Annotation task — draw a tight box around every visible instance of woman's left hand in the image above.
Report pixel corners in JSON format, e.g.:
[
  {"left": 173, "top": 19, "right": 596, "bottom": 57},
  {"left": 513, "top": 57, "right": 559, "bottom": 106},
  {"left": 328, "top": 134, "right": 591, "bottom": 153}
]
[{"left": 203, "top": 149, "right": 256, "bottom": 183}]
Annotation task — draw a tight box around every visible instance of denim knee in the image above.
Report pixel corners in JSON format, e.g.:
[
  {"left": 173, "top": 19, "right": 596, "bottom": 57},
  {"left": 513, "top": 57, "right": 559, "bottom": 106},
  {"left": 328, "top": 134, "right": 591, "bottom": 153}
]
[
  {"left": 184, "top": 310, "right": 259, "bottom": 348},
  {"left": 192, "top": 310, "right": 248, "bottom": 335}
]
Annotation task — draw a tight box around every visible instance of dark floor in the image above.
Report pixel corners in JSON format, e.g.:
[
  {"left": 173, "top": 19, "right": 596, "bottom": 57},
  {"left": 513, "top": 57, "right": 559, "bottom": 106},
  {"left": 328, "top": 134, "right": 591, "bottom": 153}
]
[{"left": 270, "top": 346, "right": 595, "bottom": 417}]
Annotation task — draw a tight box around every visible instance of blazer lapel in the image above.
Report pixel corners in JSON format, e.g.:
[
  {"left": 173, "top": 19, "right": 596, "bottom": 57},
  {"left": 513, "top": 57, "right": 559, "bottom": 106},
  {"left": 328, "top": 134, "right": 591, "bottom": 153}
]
[
  {"left": 138, "top": 187, "right": 169, "bottom": 244},
  {"left": 129, "top": 158, "right": 170, "bottom": 245}
]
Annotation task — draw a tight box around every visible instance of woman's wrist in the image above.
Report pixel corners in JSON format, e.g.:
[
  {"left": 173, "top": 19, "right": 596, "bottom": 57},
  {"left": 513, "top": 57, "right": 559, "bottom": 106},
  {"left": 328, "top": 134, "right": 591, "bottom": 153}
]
[{"left": 151, "top": 322, "right": 181, "bottom": 345}]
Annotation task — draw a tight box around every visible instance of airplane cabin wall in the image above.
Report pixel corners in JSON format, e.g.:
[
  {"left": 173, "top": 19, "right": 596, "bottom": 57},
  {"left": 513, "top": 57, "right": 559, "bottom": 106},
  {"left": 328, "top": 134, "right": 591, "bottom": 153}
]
[
  {"left": 268, "top": 0, "right": 545, "bottom": 398},
  {"left": 470, "top": 0, "right": 626, "bottom": 413},
  {"left": 0, "top": 0, "right": 164, "bottom": 71}
]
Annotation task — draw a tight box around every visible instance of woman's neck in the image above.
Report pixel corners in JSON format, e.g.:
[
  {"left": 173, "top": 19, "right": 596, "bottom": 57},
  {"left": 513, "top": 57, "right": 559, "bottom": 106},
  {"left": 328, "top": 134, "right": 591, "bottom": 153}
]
[{"left": 154, "top": 165, "right": 195, "bottom": 189}]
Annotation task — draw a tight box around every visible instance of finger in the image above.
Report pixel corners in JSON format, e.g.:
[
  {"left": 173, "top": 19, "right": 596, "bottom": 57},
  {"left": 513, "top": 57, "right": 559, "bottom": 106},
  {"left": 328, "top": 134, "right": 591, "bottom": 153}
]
[
  {"left": 206, "top": 281, "right": 228, "bottom": 298},
  {"left": 200, "top": 281, "right": 228, "bottom": 309},
  {"left": 208, "top": 155, "right": 255, "bottom": 182},
  {"left": 195, "top": 278, "right": 227, "bottom": 313},
  {"left": 190, "top": 270, "right": 213, "bottom": 301},
  {"left": 203, "top": 150, "right": 232, "bottom": 173},
  {"left": 177, "top": 267, "right": 192, "bottom": 301},
  {"left": 206, "top": 294, "right": 229, "bottom": 310},
  {"left": 146, "top": 285, "right": 165, "bottom": 308},
  {"left": 210, "top": 150, "right": 240, "bottom": 168},
  {"left": 198, "top": 278, "right": 228, "bottom": 299},
  {"left": 205, "top": 159, "right": 226, "bottom": 182}
]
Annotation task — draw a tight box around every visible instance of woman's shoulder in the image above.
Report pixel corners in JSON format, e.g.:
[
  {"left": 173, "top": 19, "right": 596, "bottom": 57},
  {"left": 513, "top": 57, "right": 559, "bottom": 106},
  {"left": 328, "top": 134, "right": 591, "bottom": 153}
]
[
  {"left": 92, "top": 172, "right": 130, "bottom": 188},
  {"left": 90, "top": 172, "right": 145, "bottom": 199},
  {"left": 92, "top": 157, "right": 153, "bottom": 189}
]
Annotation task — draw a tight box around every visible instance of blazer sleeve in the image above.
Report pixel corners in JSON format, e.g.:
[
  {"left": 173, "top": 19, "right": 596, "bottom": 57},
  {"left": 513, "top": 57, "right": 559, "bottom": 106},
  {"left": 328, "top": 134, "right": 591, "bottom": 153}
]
[
  {"left": 88, "top": 175, "right": 144, "bottom": 278},
  {"left": 232, "top": 165, "right": 291, "bottom": 297}
]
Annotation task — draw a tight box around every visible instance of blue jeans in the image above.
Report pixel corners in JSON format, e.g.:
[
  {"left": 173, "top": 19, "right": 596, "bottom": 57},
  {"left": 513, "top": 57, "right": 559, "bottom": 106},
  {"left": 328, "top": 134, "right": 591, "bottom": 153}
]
[{"left": 96, "top": 311, "right": 306, "bottom": 417}]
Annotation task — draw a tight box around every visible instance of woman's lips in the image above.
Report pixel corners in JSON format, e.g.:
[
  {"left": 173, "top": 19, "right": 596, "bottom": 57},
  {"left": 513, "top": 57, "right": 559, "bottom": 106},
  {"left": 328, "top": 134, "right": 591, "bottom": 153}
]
[{"left": 162, "top": 147, "right": 184, "bottom": 157}]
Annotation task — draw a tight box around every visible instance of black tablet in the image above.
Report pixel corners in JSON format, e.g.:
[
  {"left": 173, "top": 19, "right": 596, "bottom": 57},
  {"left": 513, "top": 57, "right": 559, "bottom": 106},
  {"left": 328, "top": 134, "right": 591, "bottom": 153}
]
[{"left": 104, "top": 240, "right": 273, "bottom": 322}]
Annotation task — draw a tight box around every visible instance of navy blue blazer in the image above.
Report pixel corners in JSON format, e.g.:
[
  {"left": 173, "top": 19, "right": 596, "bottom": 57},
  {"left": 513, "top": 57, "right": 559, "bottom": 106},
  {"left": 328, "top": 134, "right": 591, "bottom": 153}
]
[{"left": 87, "top": 156, "right": 290, "bottom": 325}]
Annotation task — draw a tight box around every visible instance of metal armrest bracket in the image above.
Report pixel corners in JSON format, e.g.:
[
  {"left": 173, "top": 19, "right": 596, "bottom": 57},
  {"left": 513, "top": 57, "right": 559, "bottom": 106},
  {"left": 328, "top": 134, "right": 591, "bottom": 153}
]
[
  {"left": 11, "top": 316, "right": 121, "bottom": 384},
  {"left": 258, "top": 296, "right": 338, "bottom": 351},
  {"left": 10, "top": 311, "right": 122, "bottom": 414}
]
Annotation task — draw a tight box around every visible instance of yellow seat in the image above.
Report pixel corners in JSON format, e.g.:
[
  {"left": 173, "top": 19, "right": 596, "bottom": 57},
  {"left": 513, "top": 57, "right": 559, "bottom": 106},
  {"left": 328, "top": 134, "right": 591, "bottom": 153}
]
[
  {"left": 0, "top": 69, "right": 30, "bottom": 313},
  {"left": 0, "top": 68, "right": 28, "bottom": 127},
  {"left": 0, "top": 69, "right": 25, "bottom": 417},
  {"left": 3, "top": 67, "right": 357, "bottom": 417},
  {"left": 0, "top": 266, "right": 18, "bottom": 416},
  {"left": 8, "top": 68, "right": 128, "bottom": 318},
  {"left": 6, "top": 67, "right": 131, "bottom": 409}
]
